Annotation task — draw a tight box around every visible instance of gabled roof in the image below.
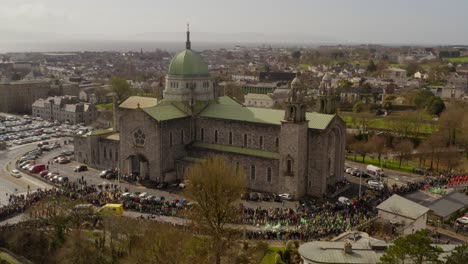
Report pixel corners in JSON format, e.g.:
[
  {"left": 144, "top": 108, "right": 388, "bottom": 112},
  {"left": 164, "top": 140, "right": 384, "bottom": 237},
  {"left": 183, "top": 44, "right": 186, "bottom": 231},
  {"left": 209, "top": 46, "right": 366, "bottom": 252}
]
[
  {"left": 200, "top": 97, "right": 335, "bottom": 130},
  {"left": 119, "top": 96, "right": 158, "bottom": 109},
  {"left": 425, "top": 191, "right": 468, "bottom": 218},
  {"left": 377, "top": 194, "right": 429, "bottom": 220},
  {"left": 142, "top": 104, "right": 188, "bottom": 122}
]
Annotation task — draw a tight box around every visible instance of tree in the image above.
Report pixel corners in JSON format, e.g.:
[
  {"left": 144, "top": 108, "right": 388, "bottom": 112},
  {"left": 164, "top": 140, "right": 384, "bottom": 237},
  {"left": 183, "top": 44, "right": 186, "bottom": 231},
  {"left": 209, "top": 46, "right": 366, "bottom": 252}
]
[
  {"left": 406, "top": 63, "right": 421, "bottom": 77},
  {"left": 369, "top": 135, "right": 387, "bottom": 166},
  {"left": 353, "top": 101, "right": 368, "bottom": 113},
  {"left": 414, "top": 90, "right": 435, "bottom": 109},
  {"left": 291, "top": 50, "right": 301, "bottom": 60},
  {"left": 367, "top": 60, "right": 377, "bottom": 72},
  {"left": 393, "top": 139, "right": 414, "bottom": 168},
  {"left": 445, "top": 244, "right": 468, "bottom": 264},
  {"left": 426, "top": 97, "right": 445, "bottom": 116},
  {"left": 110, "top": 77, "right": 133, "bottom": 101},
  {"left": 438, "top": 103, "right": 466, "bottom": 146},
  {"left": 379, "top": 230, "right": 443, "bottom": 264},
  {"left": 183, "top": 156, "right": 246, "bottom": 264},
  {"left": 351, "top": 140, "right": 373, "bottom": 163}
]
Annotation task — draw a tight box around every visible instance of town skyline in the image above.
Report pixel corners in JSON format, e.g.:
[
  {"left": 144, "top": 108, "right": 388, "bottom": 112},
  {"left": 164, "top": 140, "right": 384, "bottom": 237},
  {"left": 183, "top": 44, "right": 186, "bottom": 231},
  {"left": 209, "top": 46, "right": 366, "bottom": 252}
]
[{"left": 1, "top": 0, "right": 468, "bottom": 51}]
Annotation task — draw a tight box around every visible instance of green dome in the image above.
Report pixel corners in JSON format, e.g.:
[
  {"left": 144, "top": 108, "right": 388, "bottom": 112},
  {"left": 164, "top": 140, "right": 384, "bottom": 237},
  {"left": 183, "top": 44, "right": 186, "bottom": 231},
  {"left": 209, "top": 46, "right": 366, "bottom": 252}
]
[{"left": 168, "top": 49, "right": 209, "bottom": 77}]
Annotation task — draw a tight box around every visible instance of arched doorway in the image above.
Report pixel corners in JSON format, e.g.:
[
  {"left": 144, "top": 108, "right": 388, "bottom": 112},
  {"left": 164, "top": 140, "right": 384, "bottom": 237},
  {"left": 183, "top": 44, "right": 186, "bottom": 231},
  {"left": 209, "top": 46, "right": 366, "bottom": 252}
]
[{"left": 126, "top": 153, "right": 148, "bottom": 178}]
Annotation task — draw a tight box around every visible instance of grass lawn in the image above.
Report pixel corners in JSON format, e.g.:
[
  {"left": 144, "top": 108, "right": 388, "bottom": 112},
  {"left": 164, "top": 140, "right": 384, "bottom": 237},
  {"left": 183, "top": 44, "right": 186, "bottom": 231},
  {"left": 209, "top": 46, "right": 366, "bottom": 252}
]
[
  {"left": 346, "top": 154, "right": 416, "bottom": 174},
  {"left": 96, "top": 103, "right": 113, "bottom": 111},
  {"left": 444, "top": 56, "right": 468, "bottom": 63},
  {"left": 261, "top": 246, "right": 284, "bottom": 264},
  {"left": 339, "top": 113, "right": 437, "bottom": 134}
]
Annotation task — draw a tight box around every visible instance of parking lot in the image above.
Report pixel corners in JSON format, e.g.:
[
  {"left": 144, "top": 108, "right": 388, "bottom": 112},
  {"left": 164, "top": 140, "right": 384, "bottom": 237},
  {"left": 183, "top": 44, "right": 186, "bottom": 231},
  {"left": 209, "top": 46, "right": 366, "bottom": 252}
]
[{"left": 0, "top": 115, "right": 93, "bottom": 148}]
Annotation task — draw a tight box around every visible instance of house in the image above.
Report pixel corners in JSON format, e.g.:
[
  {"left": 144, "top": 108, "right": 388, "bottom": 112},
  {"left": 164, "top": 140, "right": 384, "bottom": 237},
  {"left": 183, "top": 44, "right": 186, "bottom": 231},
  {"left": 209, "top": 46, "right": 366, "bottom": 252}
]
[
  {"left": 425, "top": 191, "right": 468, "bottom": 223},
  {"left": 377, "top": 194, "right": 429, "bottom": 235},
  {"left": 381, "top": 68, "right": 408, "bottom": 87}
]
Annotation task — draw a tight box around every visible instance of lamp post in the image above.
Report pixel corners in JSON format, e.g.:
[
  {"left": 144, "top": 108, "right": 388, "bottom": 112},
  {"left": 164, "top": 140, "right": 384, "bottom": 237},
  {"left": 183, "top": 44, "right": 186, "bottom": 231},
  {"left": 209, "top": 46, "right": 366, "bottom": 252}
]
[{"left": 359, "top": 172, "right": 362, "bottom": 198}]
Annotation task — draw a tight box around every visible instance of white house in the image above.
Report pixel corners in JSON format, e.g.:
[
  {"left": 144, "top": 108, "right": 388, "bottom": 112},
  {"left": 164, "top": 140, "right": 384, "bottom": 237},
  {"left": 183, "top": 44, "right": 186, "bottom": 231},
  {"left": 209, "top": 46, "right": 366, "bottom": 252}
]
[{"left": 376, "top": 194, "right": 429, "bottom": 235}]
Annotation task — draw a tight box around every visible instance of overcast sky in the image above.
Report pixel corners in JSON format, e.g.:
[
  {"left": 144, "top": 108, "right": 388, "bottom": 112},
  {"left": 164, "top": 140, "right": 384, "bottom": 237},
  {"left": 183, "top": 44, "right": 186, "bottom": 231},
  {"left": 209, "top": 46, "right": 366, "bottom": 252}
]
[{"left": 1, "top": 0, "right": 467, "bottom": 45}]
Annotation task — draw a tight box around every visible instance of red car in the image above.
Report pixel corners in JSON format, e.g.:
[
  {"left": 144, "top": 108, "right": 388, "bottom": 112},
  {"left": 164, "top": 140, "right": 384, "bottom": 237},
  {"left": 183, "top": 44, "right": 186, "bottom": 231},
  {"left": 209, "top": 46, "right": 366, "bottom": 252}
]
[{"left": 39, "top": 170, "right": 49, "bottom": 177}]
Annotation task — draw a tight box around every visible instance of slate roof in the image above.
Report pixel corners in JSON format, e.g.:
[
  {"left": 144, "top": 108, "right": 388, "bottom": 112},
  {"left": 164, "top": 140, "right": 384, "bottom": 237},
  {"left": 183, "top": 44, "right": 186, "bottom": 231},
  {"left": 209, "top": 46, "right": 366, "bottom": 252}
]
[
  {"left": 377, "top": 194, "right": 429, "bottom": 220},
  {"left": 425, "top": 191, "right": 468, "bottom": 218},
  {"left": 192, "top": 141, "right": 280, "bottom": 159}
]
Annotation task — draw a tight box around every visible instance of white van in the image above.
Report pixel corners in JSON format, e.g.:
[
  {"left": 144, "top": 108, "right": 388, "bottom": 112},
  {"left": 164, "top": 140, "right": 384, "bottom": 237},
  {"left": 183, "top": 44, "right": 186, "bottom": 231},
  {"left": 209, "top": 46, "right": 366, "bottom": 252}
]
[{"left": 366, "top": 165, "right": 384, "bottom": 177}]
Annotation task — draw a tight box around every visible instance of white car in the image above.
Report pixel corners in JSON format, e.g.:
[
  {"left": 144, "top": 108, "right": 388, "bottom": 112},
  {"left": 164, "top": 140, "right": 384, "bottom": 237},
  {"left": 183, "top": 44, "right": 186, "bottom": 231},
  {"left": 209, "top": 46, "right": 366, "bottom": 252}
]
[
  {"left": 367, "top": 179, "right": 384, "bottom": 190},
  {"left": 456, "top": 216, "right": 468, "bottom": 225},
  {"left": 278, "top": 193, "right": 293, "bottom": 200},
  {"left": 10, "top": 169, "right": 21, "bottom": 178},
  {"left": 338, "top": 196, "right": 351, "bottom": 205},
  {"left": 138, "top": 192, "right": 148, "bottom": 199},
  {"left": 345, "top": 167, "right": 357, "bottom": 174}
]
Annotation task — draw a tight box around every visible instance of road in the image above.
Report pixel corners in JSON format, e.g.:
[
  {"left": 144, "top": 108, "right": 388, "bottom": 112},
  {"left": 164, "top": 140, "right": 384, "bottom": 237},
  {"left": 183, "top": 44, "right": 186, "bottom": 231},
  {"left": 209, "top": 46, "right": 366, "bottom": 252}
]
[
  {"left": 35, "top": 146, "right": 300, "bottom": 209},
  {"left": 0, "top": 141, "right": 62, "bottom": 206}
]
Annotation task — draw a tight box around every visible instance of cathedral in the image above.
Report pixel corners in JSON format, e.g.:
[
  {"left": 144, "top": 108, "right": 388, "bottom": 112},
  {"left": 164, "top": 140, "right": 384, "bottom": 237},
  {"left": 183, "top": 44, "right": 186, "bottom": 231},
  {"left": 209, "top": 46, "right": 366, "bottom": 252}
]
[{"left": 74, "top": 28, "right": 346, "bottom": 198}]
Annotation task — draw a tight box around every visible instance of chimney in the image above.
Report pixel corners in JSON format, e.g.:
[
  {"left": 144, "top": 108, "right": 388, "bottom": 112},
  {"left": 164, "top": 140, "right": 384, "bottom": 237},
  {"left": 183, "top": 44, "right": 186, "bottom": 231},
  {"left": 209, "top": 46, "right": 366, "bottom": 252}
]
[{"left": 344, "top": 242, "right": 352, "bottom": 254}]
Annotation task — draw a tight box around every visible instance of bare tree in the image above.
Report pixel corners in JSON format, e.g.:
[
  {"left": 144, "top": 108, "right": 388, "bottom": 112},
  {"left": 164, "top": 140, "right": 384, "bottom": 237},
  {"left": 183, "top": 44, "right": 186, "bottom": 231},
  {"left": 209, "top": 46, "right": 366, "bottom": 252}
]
[
  {"left": 393, "top": 139, "right": 414, "bottom": 168},
  {"left": 183, "top": 156, "right": 246, "bottom": 264},
  {"left": 369, "top": 135, "right": 387, "bottom": 165}
]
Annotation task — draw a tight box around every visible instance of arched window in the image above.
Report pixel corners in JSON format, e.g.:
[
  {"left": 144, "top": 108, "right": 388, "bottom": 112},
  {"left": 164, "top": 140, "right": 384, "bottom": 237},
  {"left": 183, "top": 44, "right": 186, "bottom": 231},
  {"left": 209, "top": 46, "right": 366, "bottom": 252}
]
[
  {"left": 181, "top": 130, "right": 184, "bottom": 144},
  {"left": 275, "top": 137, "right": 279, "bottom": 148},
  {"left": 250, "top": 165, "right": 256, "bottom": 180},
  {"left": 229, "top": 132, "right": 233, "bottom": 145},
  {"left": 267, "top": 167, "right": 272, "bottom": 183},
  {"left": 133, "top": 129, "right": 146, "bottom": 146},
  {"left": 259, "top": 136, "right": 263, "bottom": 149},
  {"left": 287, "top": 159, "right": 292, "bottom": 174},
  {"left": 214, "top": 130, "right": 218, "bottom": 143},
  {"left": 169, "top": 132, "right": 173, "bottom": 146},
  {"left": 243, "top": 134, "right": 248, "bottom": 147},
  {"left": 200, "top": 128, "right": 204, "bottom": 141}
]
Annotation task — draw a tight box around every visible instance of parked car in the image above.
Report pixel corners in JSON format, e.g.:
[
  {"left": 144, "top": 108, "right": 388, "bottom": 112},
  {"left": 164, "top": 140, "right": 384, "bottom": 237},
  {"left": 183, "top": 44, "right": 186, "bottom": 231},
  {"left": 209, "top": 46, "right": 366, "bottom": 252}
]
[
  {"left": 367, "top": 179, "right": 384, "bottom": 190},
  {"left": 156, "top": 182, "right": 168, "bottom": 189},
  {"left": 29, "top": 164, "right": 46, "bottom": 173},
  {"left": 10, "top": 169, "right": 21, "bottom": 178},
  {"left": 279, "top": 193, "right": 293, "bottom": 200},
  {"left": 248, "top": 192, "right": 259, "bottom": 201},
  {"left": 58, "top": 157, "right": 70, "bottom": 164},
  {"left": 62, "top": 150, "right": 74, "bottom": 156},
  {"left": 74, "top": 165, "right": 88, "bottom": 172},
  {"left": 456, "top": 216, "right": 468, "bottom": 225},
  {"left": 39, "top": 170, "right": 49, "bottom": 177}
]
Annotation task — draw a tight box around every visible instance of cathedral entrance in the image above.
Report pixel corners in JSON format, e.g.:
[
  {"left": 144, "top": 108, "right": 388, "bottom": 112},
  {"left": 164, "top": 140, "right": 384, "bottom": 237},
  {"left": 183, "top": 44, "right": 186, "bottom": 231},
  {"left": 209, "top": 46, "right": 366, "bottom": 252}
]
[{"left": 126, "top": 154, "right": 148, "bottom": 179}]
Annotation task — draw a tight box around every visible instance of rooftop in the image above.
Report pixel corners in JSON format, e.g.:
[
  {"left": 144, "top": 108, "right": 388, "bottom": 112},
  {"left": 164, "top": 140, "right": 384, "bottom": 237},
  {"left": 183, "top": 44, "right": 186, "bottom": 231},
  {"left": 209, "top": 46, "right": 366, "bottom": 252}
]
[
  {"left": 119, "top": 96, "right": 158, "bottom": 109},
  {"left": 191, "top": 141, "right": 280, "bottom": 159},
  {"left": 377, "top": 194, "right": 430, "bottom": 220}
]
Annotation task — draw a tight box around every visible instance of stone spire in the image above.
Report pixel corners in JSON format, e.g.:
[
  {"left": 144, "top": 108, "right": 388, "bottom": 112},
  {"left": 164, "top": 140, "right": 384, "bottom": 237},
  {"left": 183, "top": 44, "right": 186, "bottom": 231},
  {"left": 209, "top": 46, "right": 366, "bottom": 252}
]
[{"left": 186, "top": 23, "right": 191, "bottom": 50}]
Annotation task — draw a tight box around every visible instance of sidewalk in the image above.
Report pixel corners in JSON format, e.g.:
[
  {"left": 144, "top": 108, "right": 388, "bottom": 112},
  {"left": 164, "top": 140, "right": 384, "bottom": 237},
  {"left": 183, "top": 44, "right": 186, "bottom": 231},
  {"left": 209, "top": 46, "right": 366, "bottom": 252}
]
[{"left": 427, "top": 225, "right": 468, "bottom": 243}]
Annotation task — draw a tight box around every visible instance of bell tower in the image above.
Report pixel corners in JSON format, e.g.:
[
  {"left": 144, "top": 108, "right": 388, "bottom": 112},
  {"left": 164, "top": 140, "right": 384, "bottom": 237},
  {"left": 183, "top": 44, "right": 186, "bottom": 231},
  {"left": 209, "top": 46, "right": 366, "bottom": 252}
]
[
  {"left": 279, "top": 73, "right": 308, "bottom": 198},
  {"left": 318, "top": 73, "right": 339, "bottom": 114}
]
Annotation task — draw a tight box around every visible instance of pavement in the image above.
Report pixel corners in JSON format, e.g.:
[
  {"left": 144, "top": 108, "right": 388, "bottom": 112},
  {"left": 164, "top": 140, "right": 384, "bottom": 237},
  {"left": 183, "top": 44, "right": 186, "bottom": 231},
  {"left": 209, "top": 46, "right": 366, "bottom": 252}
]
[
  {"left": 0, "top": 140, "right": 62, "bottom": 206},
  {"left": 35, "top": 145, "right": 300, "bottom": 210}
]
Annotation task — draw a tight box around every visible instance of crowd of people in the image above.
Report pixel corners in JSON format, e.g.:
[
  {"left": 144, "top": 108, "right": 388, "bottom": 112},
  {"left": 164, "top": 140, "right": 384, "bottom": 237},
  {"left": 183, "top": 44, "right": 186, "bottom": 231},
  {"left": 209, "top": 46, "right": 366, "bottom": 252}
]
[{"left": 1, "top": 169, "right": 466, "bottom": 242}]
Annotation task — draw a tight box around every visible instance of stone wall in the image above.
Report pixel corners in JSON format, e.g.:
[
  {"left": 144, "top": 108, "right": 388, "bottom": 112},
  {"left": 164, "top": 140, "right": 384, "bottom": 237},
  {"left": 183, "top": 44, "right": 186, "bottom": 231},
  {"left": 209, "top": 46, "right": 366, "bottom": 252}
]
[
  {"left": 188, "top": 149, "right": 281, "bottom": 193},
  {"left": 196, "top": 117, "right": 281, "bottom": 152}
]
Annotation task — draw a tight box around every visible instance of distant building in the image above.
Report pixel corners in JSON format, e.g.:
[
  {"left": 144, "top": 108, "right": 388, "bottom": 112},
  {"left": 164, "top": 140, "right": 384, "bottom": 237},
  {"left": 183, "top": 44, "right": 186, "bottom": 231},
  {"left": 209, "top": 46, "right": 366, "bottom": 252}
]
[
  {"left": 32, "top": 95, "right": 99, "bottom": 124},
  {"left": 0, "top": 80, "right": 50, "bottom": 114},
  {"left": 377, "top": 194, "right": 429, "bottom": 235},
  {"left": 381, "top": 68, "right": 407, "bottom": 87},
  {"left": 244, "top": 93, "right": 276, "bottom": 108}
]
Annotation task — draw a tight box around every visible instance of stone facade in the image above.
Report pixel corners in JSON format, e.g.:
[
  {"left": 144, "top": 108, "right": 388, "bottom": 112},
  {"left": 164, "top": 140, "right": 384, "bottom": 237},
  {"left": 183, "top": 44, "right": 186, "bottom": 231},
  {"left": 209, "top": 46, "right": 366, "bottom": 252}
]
[
  {"left": 0, "top": 80, "right": 51, "bottom": 114},
  {"left": 32, "top": 95, "right": 99, "bottom": 124}
]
